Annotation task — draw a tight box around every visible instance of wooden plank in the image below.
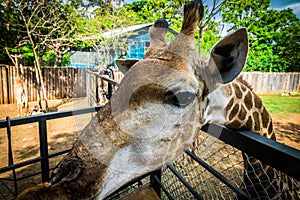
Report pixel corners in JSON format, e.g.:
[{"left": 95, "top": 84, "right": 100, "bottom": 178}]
[
  {"left": 284, "top": 73, "right": 290, "bottom": 93},
  {"left": 65, "top": 68, "right": 69, "bottom": 98},
  {"left": 60, "top": 68, "right": 63, "bottom": 99},
  {"left": 75, "top": 68, "right": 78, "bottom": 97},
  {"left": 0, "top": 66, "right": 3, "bottom": 104},
  {"left": 79, "top": 68, "right": 84, "bottom": 97},
  {"left": 64, "top": 68, "right": 68, "bottom": 98},
  {"left": 56, "top": 68, "right": 59, "bottom": 99},
  {"left": 26, "top": 67, "right": 30, "bottom": 102},
  {"left": 47, "top": 68, "right": 51, "bottom": 100},
  {"left": 8, "top": 66, "right": 13, "bottom": 104},
  {"left": 69, "top": 68, "right": 73, "bottom": 97},
  {"left": 23, "top": 67, "right": 27, "bottom": 102},
  {"left": 69, "top": 68, "right": 72, "bottom": 97},
  {"left": 43, "top": 68, "right": 48, "bottom": 100},
  {"left": 270, "top": 73, "right": 276, "bottom": 94},
  {"left": 32, "top": 67, "right": 35, "bottom": 102},
  {"left": 49, "top": 68, "right": 54, "bottom": 100},
  {"left": 30, "top": 67, "right": 33, "bottom": 102},
  {"left": 2, "top": 66, "right": 9, "bottom": 104},
  {"left": 59, "top": 68, "right": 62, "bottom": 99},
  {"left": 42, "top": 68, "right": 47, "bottom": 100},
  {"left": 12, "top": 66, "right": 16, "bottom": 103},
  {"left": 54, "top": 68, "right": 59, "bottom": 100},
  {"left": 295, "top": 74, "right": 300, "bottom": 92},
  {"left": 289, "top": 73, "right": 294, "bottom": 92},
  {"left": 61, "top": 68, "right": 65, "bottom": 98},
  {"left": 73, "top": 68, "right": 77, "bottom": 98}
]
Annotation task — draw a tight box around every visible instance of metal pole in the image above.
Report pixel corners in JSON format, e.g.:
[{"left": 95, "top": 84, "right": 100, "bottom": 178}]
[
  {"left": 150, "top": 169, "right": 162, "bottom": 198},
  {"left": 38, "top": 117, "right": 49, "bottom": 182},
  {"left": 6, "top": 116, "right": 18, "bottom": 195}
]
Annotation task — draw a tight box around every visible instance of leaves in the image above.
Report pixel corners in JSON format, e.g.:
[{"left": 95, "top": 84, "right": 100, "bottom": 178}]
[{"left": 222, "top": 0, "right": 300, "bottom": 72}]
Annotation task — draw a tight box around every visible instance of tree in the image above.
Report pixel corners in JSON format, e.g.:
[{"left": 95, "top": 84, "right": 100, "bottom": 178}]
[
  {"left": 0, "top": 1, "right": 27, "bottom": 66},
  {"left": 197, "top": 0, "right": 227, "bottom": 56},
  {"left": 272, "top": 9, "right": 300, "bottom": 72},
  {"left": 75, "top": 7, "right": 133, "bottom": 68},
  {"left": 123, "top": 0, "right": 222, "bottom": 57},
  {"left": 1, "top": 0, "right": 79, "bottom": 110},
  {"left": 222, "top": 0, "right": 300, "bottom": 72}
]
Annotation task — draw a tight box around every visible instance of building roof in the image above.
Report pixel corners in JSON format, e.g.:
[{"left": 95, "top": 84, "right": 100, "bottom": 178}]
[{"left": 102, "top": 23, "right": 153, "bottom": 38}]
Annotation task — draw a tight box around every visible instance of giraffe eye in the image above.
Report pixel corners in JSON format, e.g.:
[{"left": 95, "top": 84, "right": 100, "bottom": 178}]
[{"left": 164, "top": 90, "right": 196, "bottom": 108}]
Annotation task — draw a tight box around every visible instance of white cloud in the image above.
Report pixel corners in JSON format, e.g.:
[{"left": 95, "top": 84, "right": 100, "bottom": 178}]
[{"left": 275, "top": 2, "right": 300, "bottom": 18}]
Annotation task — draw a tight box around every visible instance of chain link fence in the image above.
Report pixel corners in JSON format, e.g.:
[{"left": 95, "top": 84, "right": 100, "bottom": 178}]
[{"left": 159, "top": 130, "right": 300, "bottom": 199}]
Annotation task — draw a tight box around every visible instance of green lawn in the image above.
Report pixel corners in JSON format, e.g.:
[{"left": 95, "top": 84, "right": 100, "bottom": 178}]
[{"left": 259, "top": 94, "right": 300, "bottom": 117}]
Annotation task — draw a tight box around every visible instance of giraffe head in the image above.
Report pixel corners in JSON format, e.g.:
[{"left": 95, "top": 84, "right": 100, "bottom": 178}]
[{"left": 17, "top": 1, "right": 248, "bottom": 199}]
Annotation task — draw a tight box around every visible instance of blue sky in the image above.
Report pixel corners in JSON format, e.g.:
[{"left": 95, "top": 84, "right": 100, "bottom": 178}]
[{"left": 271, "top": 0, "right": 300, "bottom": 18}]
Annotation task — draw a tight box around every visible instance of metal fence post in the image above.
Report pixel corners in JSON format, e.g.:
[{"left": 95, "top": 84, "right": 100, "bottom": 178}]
[
  {"left": 150, "top": 169, "right": 161, "bottom": 198},
  {"left": 38, "top": 117, "right": 49, "bottom": 182},
  {"left": 6, "top": 116, "right": 18, "bottom": 195},
  {"left": 107, "top": 83, "right": 112, "bottom": 100}
]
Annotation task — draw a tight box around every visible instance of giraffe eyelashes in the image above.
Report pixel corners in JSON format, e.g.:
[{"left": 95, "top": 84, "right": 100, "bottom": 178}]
[{"left": 164, "top": 90, "right": 196, "bottom": 108}]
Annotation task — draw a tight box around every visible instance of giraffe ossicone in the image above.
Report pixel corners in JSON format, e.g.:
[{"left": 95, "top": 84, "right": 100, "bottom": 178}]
[{"left": 17, "top": 0, "right": 299, "bottom": 199}]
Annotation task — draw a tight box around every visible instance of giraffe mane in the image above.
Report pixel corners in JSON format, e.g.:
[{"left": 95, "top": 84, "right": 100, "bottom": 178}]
[{"left": 236, "top": 76, "right": 253, "bottom": 91}]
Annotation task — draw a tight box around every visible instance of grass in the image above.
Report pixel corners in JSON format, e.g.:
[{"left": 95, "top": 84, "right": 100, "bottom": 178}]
[{"left": 259, "top": 94, "right": 300, "bottom": 118}]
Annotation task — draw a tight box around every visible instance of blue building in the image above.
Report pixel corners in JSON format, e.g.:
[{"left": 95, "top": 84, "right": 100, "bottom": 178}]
[
  {"left": 70, "top": 23, "right": 177, "bottom": 68},
  {"left": 70, "top": 23, "right": 152, "bottom": 68}
]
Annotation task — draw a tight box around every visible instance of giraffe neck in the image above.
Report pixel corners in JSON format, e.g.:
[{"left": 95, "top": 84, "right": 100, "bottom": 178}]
[
  {"left": 223, "top": 80, "right": 276, "bottom": 140},
  {"left": 202, "top": 80, "right": 299, "bottom": 199},
  {"left": 203, "top": 79, "right": 275, "bottom": 140}
]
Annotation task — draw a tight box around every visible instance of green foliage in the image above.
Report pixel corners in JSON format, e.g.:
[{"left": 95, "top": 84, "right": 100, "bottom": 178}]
[
  {"left": 21, "top": 45, "right": 34, "bottom": 66},
  {"left": 198, "top": 21, "right": 221, "bottom": 57},
  {"left": 222, "top": 0, "right": 300, "bottom": 72},
  {"left": 42, "top": 50, "right": 70, "bottom": 66},
  {"left": 122, "top": 0, "right": 220, "bottom": 56},
  {"left": 122, "top": 0, "right": 187, "bottom": 31}
]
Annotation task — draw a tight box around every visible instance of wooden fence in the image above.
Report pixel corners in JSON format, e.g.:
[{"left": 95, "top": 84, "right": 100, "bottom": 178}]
[
  {"left": 0, "top": 65, "right": 87, "bottom": 104},
  {"left": 240, "top": 72, "right": 300, "bottom": 94},
  {"left": 0, "top": 66, "right": 299, "bottom": 105}
]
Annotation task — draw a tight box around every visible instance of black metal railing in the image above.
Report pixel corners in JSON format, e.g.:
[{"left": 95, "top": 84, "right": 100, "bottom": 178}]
[
  {"left": 0, "top": 107, "right": 299, "bottom": 200},
  {"left": 0, "top": 106, "right": 102, "bottom": 199}
]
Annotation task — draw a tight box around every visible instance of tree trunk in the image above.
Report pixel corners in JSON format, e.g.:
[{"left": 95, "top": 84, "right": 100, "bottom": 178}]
[
  {"left": 32, "top": 47, "right": 49, "bottom": 112},
  {"left": 55, "top": 51, "right": 62, "bottom": 67},
  {"left": 34, "top": 63, "right": 43, "bottom": 110}
]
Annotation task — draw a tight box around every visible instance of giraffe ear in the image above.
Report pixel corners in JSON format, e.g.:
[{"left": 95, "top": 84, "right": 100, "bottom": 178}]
[
  {"left": 207, "top": 28, "right": 248, "bottom": 84},
  {"left": 115, "top": 59, "right": 139, "bottom": 74}
]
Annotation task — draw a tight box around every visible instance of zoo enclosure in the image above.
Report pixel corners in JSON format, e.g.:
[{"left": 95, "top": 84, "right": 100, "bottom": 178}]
[
  {"left": 240, "top": 72, "right": 300, "bottom": 94},
  {"left": 0, "top": 107, "right": 299, "bottom": 200},
  {"left": 0, "top": 65, "right": 87, "bottom": 104},
  {"left": 1, "top": 65, "right": 299, "bottom": 105}
]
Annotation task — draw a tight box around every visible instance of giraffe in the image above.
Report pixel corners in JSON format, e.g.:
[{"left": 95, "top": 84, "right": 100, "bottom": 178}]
[
  {"left": 17, "top": 1, "right": 298, "bottom": 199},
  {"left": 14, "top": 76, "right": 29, "bottom": 117}
]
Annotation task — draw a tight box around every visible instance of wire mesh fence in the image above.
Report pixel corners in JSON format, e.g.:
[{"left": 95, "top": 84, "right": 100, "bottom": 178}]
[{"left": 159, "top": 130, "right": 300, "bottom": 200}]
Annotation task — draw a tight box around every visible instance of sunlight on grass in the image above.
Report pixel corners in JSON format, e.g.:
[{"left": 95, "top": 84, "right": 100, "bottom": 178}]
[{"left": 259, "top": 95, "right": 300, "bottom": 118}]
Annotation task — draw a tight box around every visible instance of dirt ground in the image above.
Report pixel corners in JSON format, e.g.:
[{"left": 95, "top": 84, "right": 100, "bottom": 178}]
[
  {"left": 0, "top": 98, "right": 299, "bottom": 199},
  {"left": 0, "top": 98, "right": 92, "bottom": 199},
  {"left": 0, "top": 98, "right": 92, "bottom": 166}
]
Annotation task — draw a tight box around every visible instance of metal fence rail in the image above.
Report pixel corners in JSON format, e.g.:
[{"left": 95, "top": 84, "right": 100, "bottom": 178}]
[
  {"left": 0, "top": 106, "right": 102, "bottom": 199},
  {"left": 155, "top": 125, "right": 300, "bottom": 200},
  {"left": 0, "top": 108, "right": 299, "bottom": 200}
]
